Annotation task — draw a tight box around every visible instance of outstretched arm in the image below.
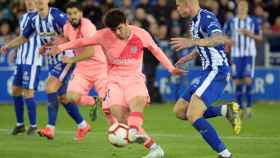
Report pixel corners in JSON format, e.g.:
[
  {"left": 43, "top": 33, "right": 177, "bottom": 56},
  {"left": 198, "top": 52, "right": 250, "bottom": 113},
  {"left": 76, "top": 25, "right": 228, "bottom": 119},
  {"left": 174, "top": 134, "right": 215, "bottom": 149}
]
[
  {"left": 49, "top": 37, "right": 98, "bottom": 56},
  {"left": 63, "top": 46, "right": 95, "bottom": 64},
  {"left": 1, "top": 36, "right": 28, "bottom": 54},
  {"left": 175, "top": 50, "right": 198, "bottom": 67}
]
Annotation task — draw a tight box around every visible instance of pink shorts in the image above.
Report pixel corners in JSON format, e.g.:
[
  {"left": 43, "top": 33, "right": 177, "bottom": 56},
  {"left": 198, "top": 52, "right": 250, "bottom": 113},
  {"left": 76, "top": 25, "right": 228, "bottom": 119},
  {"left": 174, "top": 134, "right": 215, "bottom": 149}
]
[
  {"left": 104, "top": 74, "right": 150, "bottom": 108},
  {"left": 67, "top": 73, "right": 107, "bottom": 99}
]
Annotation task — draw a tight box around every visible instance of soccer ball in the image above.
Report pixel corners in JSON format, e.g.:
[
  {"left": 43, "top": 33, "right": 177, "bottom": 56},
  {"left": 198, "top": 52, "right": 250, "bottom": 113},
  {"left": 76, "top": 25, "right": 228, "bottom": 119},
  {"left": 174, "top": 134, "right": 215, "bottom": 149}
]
[{"left": 108, "top": 123, "right": 130, "bottom": 147}]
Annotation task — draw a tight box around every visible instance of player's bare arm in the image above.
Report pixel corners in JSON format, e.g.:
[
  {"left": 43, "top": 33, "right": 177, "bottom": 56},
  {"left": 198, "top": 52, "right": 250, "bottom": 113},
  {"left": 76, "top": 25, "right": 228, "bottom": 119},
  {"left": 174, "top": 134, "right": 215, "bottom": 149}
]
[
  {"left": 1, "top": 36, "right": 28, "bottom": 54},
  {"left": 175, "top": 50, "right": 198, "bottom": 67},
  {"left": 171, "top": 32, "right": 225, "bottom": 51},
  {"left": 63, "top": 46, "right": 95, "bottom": 64},
  {"left": 238, "top": 29, "right": 263, "bottom": 42}
]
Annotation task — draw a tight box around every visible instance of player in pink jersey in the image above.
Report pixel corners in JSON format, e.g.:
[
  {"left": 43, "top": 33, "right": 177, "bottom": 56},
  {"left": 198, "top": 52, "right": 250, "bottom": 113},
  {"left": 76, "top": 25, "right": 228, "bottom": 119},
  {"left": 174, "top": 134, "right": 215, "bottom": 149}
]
[{"left": 50, "top": 9, "right": 183, "bottom": 158}]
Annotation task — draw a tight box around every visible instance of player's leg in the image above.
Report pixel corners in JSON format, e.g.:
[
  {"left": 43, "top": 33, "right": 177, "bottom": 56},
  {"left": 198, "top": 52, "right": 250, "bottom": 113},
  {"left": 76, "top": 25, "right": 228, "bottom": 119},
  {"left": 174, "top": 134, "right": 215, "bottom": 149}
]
[
  {"left": 124, "top": 76, "right": 164, "bottom": 158},
  {"left": 11, "top": 65, "right": 25, "bottom": 135},
  {"left": 67, "top": 74, "right": 98, "bottom": 122},
  {"left": 186, "top": 71, "right": 232, "bottom": 158},
  {"left": 232, "top": 57, "right": 244, "bottom": 109},
  {"left": 173, "top": 86, "right": 226, "bottom": 120},
  {"left": 59, "top": 93, "right": 91, "bottom": 141},
  {"left": 243, "top": 56, "right": 255, "bottom": 119},
  {"left": 21, "top": 65, "right": 41, "bottom": 135},
  {"left": 38, "top": 76, "right": 62, "bottom": 139}
]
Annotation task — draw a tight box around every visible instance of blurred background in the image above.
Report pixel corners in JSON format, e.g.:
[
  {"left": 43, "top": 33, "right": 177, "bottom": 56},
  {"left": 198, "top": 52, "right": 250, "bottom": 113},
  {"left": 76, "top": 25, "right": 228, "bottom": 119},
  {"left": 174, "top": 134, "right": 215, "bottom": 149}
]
[{"left": 0, "top": 0, "right": 279, "bottom": 103}]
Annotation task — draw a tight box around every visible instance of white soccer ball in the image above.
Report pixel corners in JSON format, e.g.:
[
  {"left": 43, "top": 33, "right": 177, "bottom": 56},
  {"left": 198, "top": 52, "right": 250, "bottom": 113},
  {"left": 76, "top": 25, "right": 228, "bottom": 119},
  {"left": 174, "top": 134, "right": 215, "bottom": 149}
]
[{"left": 108, "top": 123, "right": 130, "bottom": 147}]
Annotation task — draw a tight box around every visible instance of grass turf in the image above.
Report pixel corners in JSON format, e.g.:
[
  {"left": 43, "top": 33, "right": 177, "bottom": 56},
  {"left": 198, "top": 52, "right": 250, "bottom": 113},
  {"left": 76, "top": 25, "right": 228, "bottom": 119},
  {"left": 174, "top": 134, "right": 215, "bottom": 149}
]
[{"left": 0, "top": 103, "right": 279, "bottom": 158}]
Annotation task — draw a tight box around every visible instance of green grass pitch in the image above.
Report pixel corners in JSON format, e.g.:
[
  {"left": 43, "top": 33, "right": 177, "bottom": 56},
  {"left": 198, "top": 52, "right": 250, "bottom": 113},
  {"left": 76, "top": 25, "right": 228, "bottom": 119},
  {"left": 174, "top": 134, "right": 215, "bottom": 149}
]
[{"left": 0, "top": 103, "right": 279, "bottom": 158}]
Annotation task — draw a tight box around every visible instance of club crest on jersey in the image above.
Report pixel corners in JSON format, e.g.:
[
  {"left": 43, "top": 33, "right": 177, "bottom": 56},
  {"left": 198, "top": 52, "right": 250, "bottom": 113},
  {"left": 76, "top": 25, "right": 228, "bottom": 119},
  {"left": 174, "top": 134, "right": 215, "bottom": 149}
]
[
  {"left": 23, "top": 71, "right": 29, "bottom": 81},
  {"left": 130, "top": 45, "right": 138, "bottom": 54}
]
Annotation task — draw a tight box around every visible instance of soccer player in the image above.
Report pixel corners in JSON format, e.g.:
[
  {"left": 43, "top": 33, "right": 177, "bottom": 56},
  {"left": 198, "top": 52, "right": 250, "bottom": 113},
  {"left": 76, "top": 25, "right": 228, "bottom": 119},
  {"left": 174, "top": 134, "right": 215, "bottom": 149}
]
[
  {"left": 224, "top": 0, "right": 263, "bottom": 119},
  {"left": 170, "top": 0, "right": 241, "bottom": 157},
  {"left": 49, "top": 8, "right": 183, "bottom": 158},
  {"left": 0, "top": 0, "right": 41, "bottom": 136},
  {"left": 1, "top": 0, "right": 90, "bottom": 141},
  {"left": 61, "top": 2, "right": 116, "bottom": 124}
]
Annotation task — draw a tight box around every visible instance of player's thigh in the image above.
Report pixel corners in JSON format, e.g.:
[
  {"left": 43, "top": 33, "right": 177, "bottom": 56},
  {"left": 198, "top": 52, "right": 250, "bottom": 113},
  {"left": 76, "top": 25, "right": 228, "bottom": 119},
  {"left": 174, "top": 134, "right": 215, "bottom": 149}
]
[
  {"left": 67, "top": 74, "right": 91, "bottom": 102},
  {"left": 110, "top": 105, "right": 129, "bottom": 124},
  {"left": 22, "top": 89, "right": 35, "bottom": 98},
  {"left": 125, "top": 77, "right": 149, "bottom": 112},
  {"left": 94, "top": 77, "right": 108, "bottom": 99},
  {"left": 45, "top": 76, "right": 63, "bottom": 93},
  {"left": 186, "top": 95, "right": 207, "bottom": 123},
  {"left": 12, "top": 85, "right": 23, "bottom": 96},
  {"left": 231, "top": 57, "right": 243, "bottom": 80},
  {"left": 173, "top": 98, "right": 189, "bottom": 120},
  {"left": 105, "top": 81, "right": 126, "bottom": 109}
]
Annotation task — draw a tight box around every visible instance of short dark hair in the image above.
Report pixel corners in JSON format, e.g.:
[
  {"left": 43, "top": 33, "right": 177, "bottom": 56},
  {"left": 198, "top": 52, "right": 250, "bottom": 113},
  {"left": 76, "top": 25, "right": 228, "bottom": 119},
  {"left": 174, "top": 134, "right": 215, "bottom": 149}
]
[
  {"left": 103, "top": 8, "right": 127, "bottom": 30},
  {"left": 65, "top": 1, "right": 83, "bottom": 11}
]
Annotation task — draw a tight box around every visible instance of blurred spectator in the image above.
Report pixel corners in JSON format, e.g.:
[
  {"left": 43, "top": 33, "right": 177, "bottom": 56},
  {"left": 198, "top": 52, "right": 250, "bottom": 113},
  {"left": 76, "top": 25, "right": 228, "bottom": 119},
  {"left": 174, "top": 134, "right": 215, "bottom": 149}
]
[
  {"left": 134, "top": 7, "right": 150, "bottom": 30},
  {"left": 100, "top": 0, "right": 116, "bottom": 13},
  {"left": 266, "top": 0, "right": 280, "bottom": 25},
  {"left": 272, "top": 16, "right": 280, "bottom": 32},
  {"left": 120, "top": 0, "right": 134, "bottom": 22},
  {"left": 0, "top": 19, "right": 14, "bottom": 44},
  {"left": 82, "top": 0, "right": 103, "bottom": 28},
  {"left": 152, "top": 0, "right": 172, "bottom": 22},
  {"left": 136, "top": 0, "right": 151, "bottom": 13}
]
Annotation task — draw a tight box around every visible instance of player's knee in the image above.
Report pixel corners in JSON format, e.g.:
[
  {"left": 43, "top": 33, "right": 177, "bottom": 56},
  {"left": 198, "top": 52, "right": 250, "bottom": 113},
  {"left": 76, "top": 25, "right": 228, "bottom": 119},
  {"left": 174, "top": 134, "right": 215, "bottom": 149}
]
[
  {"left": 12, "top": 86, "right": 23, "bottom": 96},
  {"left": 66, "top": 92, "right": 80, "bottom": 104},
  {"left": 173, "top": 99, "right": 188, "bottom": 120},
  {"left": 59, "top": 96, "right": 69, "bottom": 104},
  {"left": 244, "top": 77, "right": 253, "bottom": 85},
  {"left": 23, "top": 89, "right": 34, "bottom": 99}
]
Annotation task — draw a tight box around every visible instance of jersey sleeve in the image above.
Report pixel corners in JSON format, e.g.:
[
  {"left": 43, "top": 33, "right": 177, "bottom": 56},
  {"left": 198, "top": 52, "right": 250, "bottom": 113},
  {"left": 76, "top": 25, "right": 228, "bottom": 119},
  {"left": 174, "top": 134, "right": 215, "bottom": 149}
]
[
  {"left": 52, "top": 8, "right": 68, "bottom": 28},
  {"left": 223, "top": 19, "right": 233, "bottom": 37},
  {"left": 81, "top": 19, "right": 96, "bottom": 38},
  {"left": 141, "top": 29, "right": 175, "bottom": 72},
  {"left": 22, "top": 15, "right": 35, "bottom": 38},
  {"left": 253, "top": 18, "right": 262, "bottom": 35},
  {"left": 58, "top": 31, "right": 101, "bottom": 51},
  {"left": 202, "top": 13, "right": 223, "bottom": 37}
]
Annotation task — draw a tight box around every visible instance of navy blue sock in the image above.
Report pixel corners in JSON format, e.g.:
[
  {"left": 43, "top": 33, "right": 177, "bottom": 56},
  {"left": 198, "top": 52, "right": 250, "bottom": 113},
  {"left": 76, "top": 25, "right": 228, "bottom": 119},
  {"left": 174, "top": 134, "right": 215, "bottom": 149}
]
[
  {"left": 13, "top": 96, "right": 24, "bottom": 125},
  {"left": 236, "top": 85, "right": 244, "bottom": 109},
  {"left": 192, "top": 118, "right": 226, "bottom": 153},
  {"left": 25, "top": 98, "right": 37, "bottom": 126},
  {"left": 204, "top": 106, "right": 222, "bottom": 119},
  {"left": 63, "top": 103, "right": 84, "bottom": 124},
  {"left": 246, "top": 84, "right": 253, "bottom": 108},
  {"left": 47, "top": 93, "right": 59, "bottom": 126}
]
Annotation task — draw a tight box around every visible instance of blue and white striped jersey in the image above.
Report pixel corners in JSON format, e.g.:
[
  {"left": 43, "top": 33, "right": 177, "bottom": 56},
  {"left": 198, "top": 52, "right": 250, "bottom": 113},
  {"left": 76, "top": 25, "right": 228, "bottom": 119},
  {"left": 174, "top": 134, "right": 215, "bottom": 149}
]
[
  {"left": 191, "top": 9, "right": 229, "bottom": 70},
  {"left": 22, "top": 7, "right": 74, "bottom": 66},
  {"left": 224, "top": 16, "right": 261, "bottom": 57},
  {"left": 16, "top": 12, "right": 43, "bottom": 66}
]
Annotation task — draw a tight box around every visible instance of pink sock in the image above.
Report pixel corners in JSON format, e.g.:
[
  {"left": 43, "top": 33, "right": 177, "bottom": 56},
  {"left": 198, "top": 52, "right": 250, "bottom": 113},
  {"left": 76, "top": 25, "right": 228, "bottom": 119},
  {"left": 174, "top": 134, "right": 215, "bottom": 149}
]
[
  {"left": 103, "top": 108, "right": 118, "bottom": 125},
  {"left": 127, "top": 112, "right": 144, "bottom": 131},
  {"left": 144, "top": 137, "right": 155, "bottom": 149},
  {"left": 78, "top": 96, "right": 96, "bottom": 106}
]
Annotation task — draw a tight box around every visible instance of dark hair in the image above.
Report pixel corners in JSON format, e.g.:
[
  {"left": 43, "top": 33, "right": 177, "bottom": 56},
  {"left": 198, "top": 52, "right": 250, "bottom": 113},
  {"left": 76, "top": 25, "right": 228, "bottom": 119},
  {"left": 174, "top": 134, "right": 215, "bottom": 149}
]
[
  {"left": 103, "top": 8, "right": 127, "bottom": 30},
  {"left": 65, "top": 1, "right": 83, "bottom": 11}
]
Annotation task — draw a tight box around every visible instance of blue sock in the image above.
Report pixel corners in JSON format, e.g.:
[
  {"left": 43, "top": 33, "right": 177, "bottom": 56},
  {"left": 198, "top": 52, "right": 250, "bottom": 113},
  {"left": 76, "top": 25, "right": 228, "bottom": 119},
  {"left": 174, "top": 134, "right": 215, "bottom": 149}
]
[
  {"left": 13, "top": 96, "right": 24, "bottom": 125},
  {"left": 63, "top": 103, "right": 84, "bottom": 124},
  {"left": 192, "top": 118, "right": 226, "bottom": 153},
  {"left": 47, "top": 93, "right": 59, "bottom": 126},
  {"left": 25, "top": 98, "right": 37, "bottom": 126},
  {"left": 246, "top": 84, "right": 253, "bottom": 108},
  {"left": 236, "top": 85, "right": 244, "bottom": 109},
  {"left": 204, "top": 106, "right": 222, "bottom": 119}
]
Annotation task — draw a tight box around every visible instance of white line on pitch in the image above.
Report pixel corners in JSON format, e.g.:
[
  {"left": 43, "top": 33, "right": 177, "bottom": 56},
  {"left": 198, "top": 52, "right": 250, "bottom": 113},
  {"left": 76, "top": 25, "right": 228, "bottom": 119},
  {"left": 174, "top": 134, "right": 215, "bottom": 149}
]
[{"left": 0, "top": 128, "right": 279, "bottom": 141}]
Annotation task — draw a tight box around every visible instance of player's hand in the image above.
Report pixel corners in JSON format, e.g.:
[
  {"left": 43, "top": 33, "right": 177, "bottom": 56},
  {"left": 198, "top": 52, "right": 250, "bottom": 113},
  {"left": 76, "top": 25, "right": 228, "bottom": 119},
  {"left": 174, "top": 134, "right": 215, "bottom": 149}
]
[
  {"left": 171, "top": 67, "right": 187, "bottom": 76},
  {"left": 39, "top": 46, "right": 47, "bottom": 55},
  {"left": 48, "top": 45, "right": 60, "bottom": 56},
  {"left": 238, "top": 29, "right": 253, "bottom": 37},
  {"left": 62, "top": 56, "right": 74, "bottom": 64},
  {"left": 170, "top": 37, "right": 195, "bottom": 51},
  {"left": 0, "top": 46, "right": 8, "bottom": 54}
]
